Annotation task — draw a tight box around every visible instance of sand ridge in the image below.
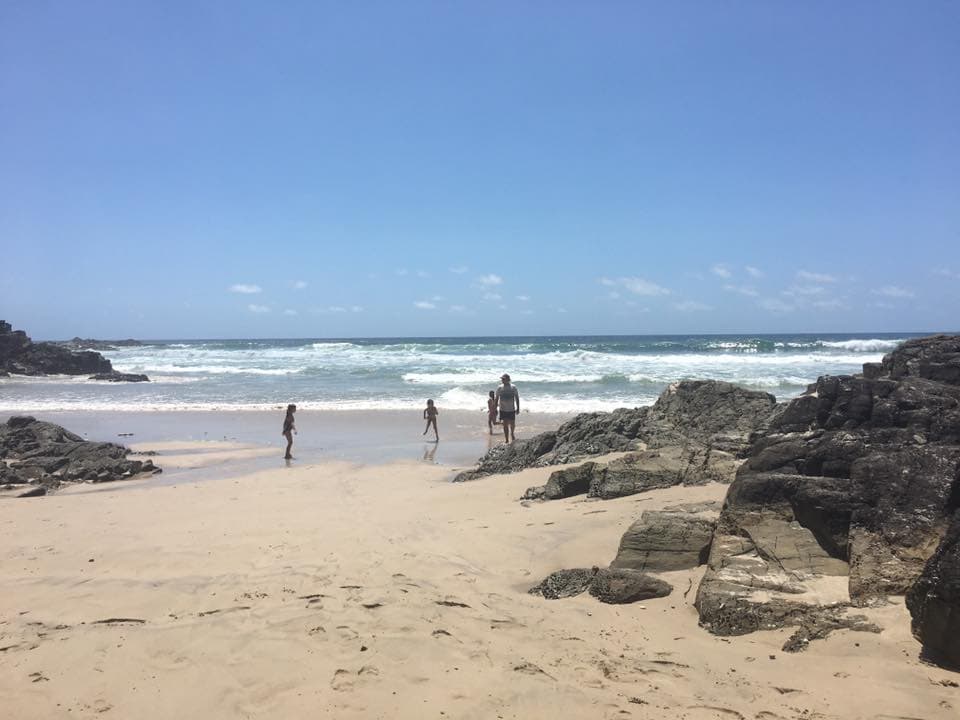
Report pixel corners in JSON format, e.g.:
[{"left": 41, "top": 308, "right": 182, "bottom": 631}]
[{"left": 1, "top": 446, "right": 957, "bottom": 719}]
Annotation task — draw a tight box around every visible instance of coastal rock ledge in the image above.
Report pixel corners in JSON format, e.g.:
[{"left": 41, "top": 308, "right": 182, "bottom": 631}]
[{"left": 0, "top": 416, "right": 161, "bottom": 497}]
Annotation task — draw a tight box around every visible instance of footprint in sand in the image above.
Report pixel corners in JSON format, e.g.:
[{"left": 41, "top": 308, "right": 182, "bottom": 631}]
[
  {"left": 330, "top": 665, "right": 380, "bottom": 692},
  {"left": 684, "top": 706, "right": 745, "bottom": 720},
  {"left": 336, "top": 626, "right": 359, "bottom": 641}
]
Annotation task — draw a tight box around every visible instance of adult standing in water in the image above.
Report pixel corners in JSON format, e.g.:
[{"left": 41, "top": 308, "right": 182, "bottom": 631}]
[
  {"left": 282, "top": 404, "right": 297, "bottom": 459},
  {"left": 495, "top": 373, "right": 520, "bottom": 444}
]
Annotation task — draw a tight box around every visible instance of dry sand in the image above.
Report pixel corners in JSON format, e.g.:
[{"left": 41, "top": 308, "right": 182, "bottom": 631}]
[{"left": 1, "top": 442, "right": 957, "bottom": 719}]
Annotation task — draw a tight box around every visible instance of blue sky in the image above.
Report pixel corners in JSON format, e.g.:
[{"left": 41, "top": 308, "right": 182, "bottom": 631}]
[{"left": 1, "top": 2, "right": 958, "bottom": 339}]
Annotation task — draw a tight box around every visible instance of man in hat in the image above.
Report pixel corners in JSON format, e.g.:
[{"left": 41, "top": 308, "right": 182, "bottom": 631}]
[{"left": 494, "top": 373, "right": 520, "bottom": 444}]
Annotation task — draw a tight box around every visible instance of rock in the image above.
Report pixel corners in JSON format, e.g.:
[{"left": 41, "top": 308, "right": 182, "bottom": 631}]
[
  {"left": 58, "top": 337, "right": 145, "bottom": 351},
  {"left": 528, "top": 568, "right": 597, "bottom": 599},
  {"left": 529, "top": 567, "right": 672, "bottom": 604},
  {"left": 587, "top": 568, "right": 673, "bottom": 604},
  {"left": 588, "top": 445, "right": 740, "bottom": 499},
  {"left": 88, "top": 371, "right": 150, "bottom": 382},
  {"left": 906, "top": 509, "right": 960, "bottom": 669},
  {"left": 695, "top": 335, "right": 960, "bottom": 666},
  {"left": 541, "top": 462, "right": 598, "bottom": 499},
  {"left": 0, "top": 416, "right": 161, "bottom": 495},
  {"left": 456, "top": 381, "right": 776, "bottom": 483},
  {"left": 1, "top": 321, "right": 113, "bottom": 376},
  {"left": 611, "top": 511, "right": 716, "bottom": 572}
]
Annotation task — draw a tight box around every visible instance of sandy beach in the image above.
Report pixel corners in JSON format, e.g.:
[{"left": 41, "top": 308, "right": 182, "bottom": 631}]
[{"left": 2, "top": 437, "right": 957, "bottom": 720}]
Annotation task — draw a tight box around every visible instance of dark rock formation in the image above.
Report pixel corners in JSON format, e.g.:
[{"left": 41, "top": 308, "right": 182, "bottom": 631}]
[
  {"left": 0, "top": 416, "right": 161, "bottom": 495},
  {"left": 695, "top": 335, "right": 960, "bottom": 664},
  {"left": 1, "top": 320, "right": 112, "bottom": 376},
  {"left": 89, "top": 371, "right": 150, "bottom": 382},
  {"left": 906, "top": 509, "right": 960, "bottom": 669},
  {"left": 529, "top": 567, "right": 672, "bottom": 604},
  {"left": 611, "top": 510, "right": 716, "bottom": 572},
  {"left": 456, "top": 380, "right": 776, "bottom": 483}
]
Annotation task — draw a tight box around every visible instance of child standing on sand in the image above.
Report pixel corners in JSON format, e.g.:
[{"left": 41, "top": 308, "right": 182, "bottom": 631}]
[
  {"left": 282, "top": 404, "right": 297, "bottom": 459},
  {"left": 422, "top": 399, "right": 439, "bottom": 441},
  {"left": 487, "top": 390, "right": 499, "bottom": 435}
]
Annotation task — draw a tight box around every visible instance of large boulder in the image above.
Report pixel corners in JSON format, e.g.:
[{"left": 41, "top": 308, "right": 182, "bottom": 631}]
[{"left": 611, "top": 510, "right": 717, "bottom": 572}]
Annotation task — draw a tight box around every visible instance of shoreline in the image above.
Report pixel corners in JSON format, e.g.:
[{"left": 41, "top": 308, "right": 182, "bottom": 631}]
[{"left": 1, "top": 408, "right": 578, "bottom": 470}]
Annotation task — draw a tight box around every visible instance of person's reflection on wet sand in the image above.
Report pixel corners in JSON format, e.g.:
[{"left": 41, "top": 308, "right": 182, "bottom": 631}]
[{"left": 422, "top": 443, "right": 438, "bottom": 463}]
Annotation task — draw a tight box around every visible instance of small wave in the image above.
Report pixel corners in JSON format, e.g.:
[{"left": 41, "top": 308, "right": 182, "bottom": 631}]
[
  {"left": 820, "top": 339, "right": 903, "bottom": 352},
  {"left": 112, "top": 364, "right": 305, "bottom": 376}
]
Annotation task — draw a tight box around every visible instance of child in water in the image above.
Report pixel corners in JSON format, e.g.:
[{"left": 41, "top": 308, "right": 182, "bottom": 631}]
[
  {"left": 422, "top": 399, "right": 439, "bottom": 441},
  {"left": 487, "top": 390, "right": 499, "bottom": 435},
  {"left": 282, "top": 404, "right": 297, "bottom": 459}
]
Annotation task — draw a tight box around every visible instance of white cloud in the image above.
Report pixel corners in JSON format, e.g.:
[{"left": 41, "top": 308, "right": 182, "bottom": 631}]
[
  {"left": 231, "top": 284, "right": 262, "bottom": 294},
  {"left": 812, "top": 299, "right": 847, "bottom": 310},
  {"left": 283, "top": 309, "right": 298, "bottom": 316},
  {"left": 760, "top": 298, "right": 796, "bottom": 313},
  {"left": 784, "top": 284, "right": 827, "bottom": 297},
  {"left": 557, "top": 308, "right": 568, "bottom": 313},
  {"left": 872, "top": 285, "right": 914, "bottom": 298},
  {"left": 414, "top": 301, "right": 436, "bottom": 310},
  {"left": 312, "top": 306, "right": 348, "bottom": 314},
  {"left": 449, "top": 305, "right": 467, "bottom": 313},
  {"left": 449, "top": 265, "right": 469, "bottom": 274},
  {"left": 674, "top": 300, "right": 712, "bottom": 312},
  {"left": 350, "top": 306, "right": 364, "bottom": 313},
  {"left": 248, "top": 304, "right": 270, "bottom": 313},
  {"left": 601, "top": 276, "right": 671, "bottom": 296},
  {"left": 796, "top": 270, "right": 837, "bottom": 283},
  {"left": 482, "top": 292, "right": 502, "bottom": 302},
  {"left": 417, "top": 270, "right": 430, "bottom": 278},
  {"left": 520, "top": 309, "right": 534, "bottom": 315},
  {"left": 516, "top": 295, "right": 530, "bottom": 302},
  {"left": 711, "top": 264, "right": 732, "bottom": 279},
  {"left": 934, "top": 267, "right": 960, "bottom": 279},
  {"left": 395, "top": 268, "right": 409, "bottom": 276},
  {"left": 478, "top": 274, "right": 503, "bottom": 287},
  {"left": 723, "top": 284, "right": 758, "bottom": 297},
  {"left": 745, "top": 266, "right": 764, "bottom": 278},
  {"left": 292, "top": 280, "right": 308, "bottom": 290},
  {"left": 872, "top": 300, "right": 895, "bottom": 309},
  {"left": 607, "top": 291, "right": 621, "bottom": 300},
  {"left": 431, "top": 295, "right": 444, "bottom": 302}
]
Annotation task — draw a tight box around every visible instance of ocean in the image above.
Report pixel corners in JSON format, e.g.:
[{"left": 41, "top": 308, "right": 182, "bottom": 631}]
[{"left": 0, "top": 333, "right": 918, "bottom": 414}]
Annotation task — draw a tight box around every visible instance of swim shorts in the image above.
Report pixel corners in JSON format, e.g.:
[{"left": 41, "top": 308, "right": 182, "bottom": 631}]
[{"left": 499, "top": 411, "right": 516, "bottom": 422}]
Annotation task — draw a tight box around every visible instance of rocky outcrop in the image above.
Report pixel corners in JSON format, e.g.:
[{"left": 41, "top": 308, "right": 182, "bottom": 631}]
[
  {"left": 456, "top": 380, "right": 776, "bottom": 483},
  {"left": 0, "top": 416, "right": 160, "bottom": 496},
  {"left": 611, "top": 510, "right": 717, "bottom": 572},
  {"left": 529, "top": 567, "right": 672, "bottom": 604},
  {"left": 695, "top": 335, "right": 960, "bottom": 665},
  {"left": 58, "top": 337, "right": 146, "bottom": 351},
  {"left": 1, "top": 320, "right": 112, "bottom": 376},
  {"left": 89, "top": 371, "right": 150, "bottom": 382},
  {"left": 524, "top": 442, "right": 742, "bottom": 501}
]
